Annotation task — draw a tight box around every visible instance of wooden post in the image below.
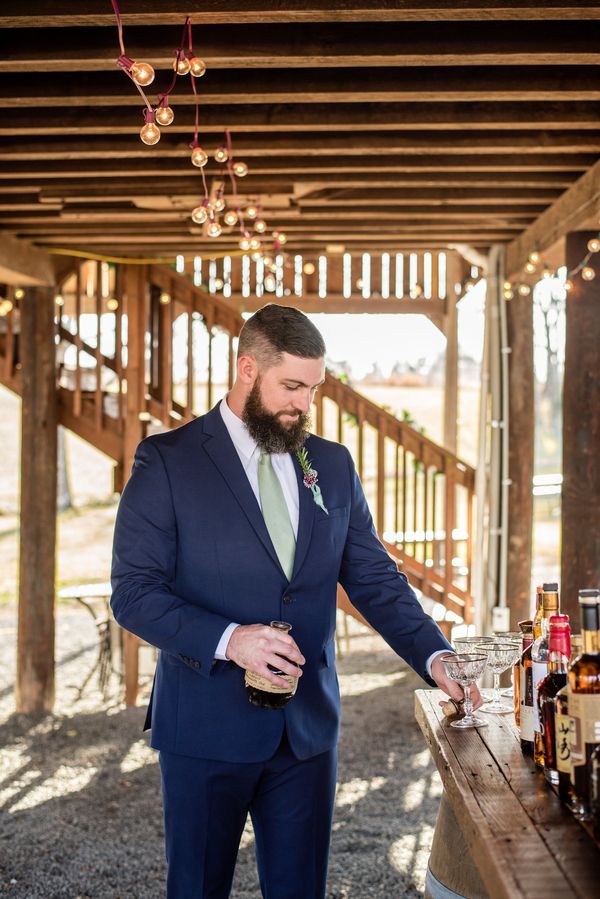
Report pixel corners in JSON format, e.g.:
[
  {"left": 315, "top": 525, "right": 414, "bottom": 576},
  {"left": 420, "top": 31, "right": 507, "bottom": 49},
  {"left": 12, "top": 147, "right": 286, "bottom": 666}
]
[
  {"left": 17, "top": 286, "right": 57, "bottom": 713},
  {"left": 561, "top": 232, "right": 600, "bottom": 621},
  {"left": 505, "top": 284, "right": 534, "bottom": 628},
  {"left": 443, "top": 291, "right": 458, "bottom": 453}
]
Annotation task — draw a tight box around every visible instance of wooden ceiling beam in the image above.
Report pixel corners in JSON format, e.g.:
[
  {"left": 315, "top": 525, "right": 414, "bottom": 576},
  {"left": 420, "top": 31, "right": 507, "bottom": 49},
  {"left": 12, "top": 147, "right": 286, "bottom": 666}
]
[
  {"left": 506, "top": 156, "right": 600, "bottom": 278},
  {"left": 0, "top": 231, "right": 55, "bottom": 286},
  {"left": 0, "top": 154, "right": 592, "bottom": 179},
  {"left": 4, "top": 66, "right": 600, "bottom": 106},
  {"left": 3, "top": 102, "right": 600, "bottom": 135},
  {"left": 2, "top": 3, "right": 598, "bottom": 27},
  {"left": 3, "top": 132, "right": 599, "bottom": 159},
  {"left": 1, "top": 22, "right": 599, "bottom": 71}
]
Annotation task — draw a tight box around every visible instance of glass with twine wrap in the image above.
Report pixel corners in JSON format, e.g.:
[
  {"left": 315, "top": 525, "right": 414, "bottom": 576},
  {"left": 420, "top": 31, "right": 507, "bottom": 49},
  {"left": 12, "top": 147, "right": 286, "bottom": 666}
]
[{"left": 245, "top": 621, "right": 300, "bottom": 710}]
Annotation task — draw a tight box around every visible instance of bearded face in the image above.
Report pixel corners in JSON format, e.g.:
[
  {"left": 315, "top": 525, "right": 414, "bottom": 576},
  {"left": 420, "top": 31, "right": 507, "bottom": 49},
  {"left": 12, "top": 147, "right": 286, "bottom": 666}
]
[{"left": 242, "top": 375, "right": 311, "bottom": 454}]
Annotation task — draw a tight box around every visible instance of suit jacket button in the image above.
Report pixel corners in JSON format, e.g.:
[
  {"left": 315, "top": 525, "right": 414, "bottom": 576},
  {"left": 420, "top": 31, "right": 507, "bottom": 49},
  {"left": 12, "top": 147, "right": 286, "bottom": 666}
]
[{"left": 282, "top": 594, "right": 294, "bottom": 604}]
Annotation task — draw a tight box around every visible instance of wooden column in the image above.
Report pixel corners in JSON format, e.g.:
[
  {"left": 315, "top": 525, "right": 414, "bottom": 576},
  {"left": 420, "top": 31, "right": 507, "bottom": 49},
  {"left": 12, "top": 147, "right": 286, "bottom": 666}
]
[
  {"left": 443, "top": 291, "right": 458, "bottom": 453},
  {"left": 17, "top": 286, "right": 57, "bottom": 713},
  {"left": 505, "top": 284, "right": 535, "bottom": 628},
  {"left": 561, "top": 232, "right": 600, "bottom": 621}
]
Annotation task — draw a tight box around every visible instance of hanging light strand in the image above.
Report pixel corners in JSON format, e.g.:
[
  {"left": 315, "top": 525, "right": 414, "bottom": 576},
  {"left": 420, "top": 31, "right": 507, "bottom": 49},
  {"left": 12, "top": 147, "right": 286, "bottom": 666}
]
[{"left": 505, "top": 229, "right": 600, "bottom": 298}]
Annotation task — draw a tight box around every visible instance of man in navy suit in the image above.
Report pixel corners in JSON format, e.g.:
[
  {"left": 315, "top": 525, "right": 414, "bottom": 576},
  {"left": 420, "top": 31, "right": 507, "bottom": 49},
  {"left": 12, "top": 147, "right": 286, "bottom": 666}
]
[{"left": 111, "top": 304, "right": 471, "bottom": 899}]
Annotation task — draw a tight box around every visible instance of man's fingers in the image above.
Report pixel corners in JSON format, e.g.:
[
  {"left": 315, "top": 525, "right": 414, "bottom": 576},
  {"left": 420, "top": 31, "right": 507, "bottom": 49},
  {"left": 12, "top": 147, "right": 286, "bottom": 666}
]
[{"left": 268, "top": 654, "right": 302, "bottom": 678}]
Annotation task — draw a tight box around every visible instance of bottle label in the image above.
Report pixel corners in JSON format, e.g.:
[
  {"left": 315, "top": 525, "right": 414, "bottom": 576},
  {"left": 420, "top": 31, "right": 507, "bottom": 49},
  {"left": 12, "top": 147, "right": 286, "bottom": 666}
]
[
  {"left": 532, "top": 661, "right": 548, "bottom": 733},
  {"left": 244, "top": 669, "right": 298, "bottom": 695},
  {"left": 520, "top": 665, "right": 534, "bottom": 741},
  {"left": 555, "top": 713, "right": 572, "bottom": 774},
  {"left": 569, "top": 693, "right": 600, "bottom": 768}
]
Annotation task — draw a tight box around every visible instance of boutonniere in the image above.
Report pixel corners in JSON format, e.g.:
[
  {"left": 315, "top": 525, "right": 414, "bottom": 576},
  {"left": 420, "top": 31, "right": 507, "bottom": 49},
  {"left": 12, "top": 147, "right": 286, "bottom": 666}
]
[{"left": 295, "top": 447, "right": 328, "bottom": 515}]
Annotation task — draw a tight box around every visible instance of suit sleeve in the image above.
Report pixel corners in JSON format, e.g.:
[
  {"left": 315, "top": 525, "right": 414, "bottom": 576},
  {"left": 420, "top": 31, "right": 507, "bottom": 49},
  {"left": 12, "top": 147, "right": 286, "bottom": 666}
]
[
  {"left": 338, "top": 447, "right": 452, "bottom": 685},
  {"left": 110, "top": 438, "right": 231, "bottom": 678}
]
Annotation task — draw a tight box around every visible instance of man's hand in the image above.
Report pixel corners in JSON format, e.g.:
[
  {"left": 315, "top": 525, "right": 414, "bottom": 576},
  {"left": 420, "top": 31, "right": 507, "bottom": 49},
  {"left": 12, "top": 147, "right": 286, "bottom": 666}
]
[
  {"left": 430, "top": 654, "right": 483, "bottom": 710},
  {"left": 226, "top": 624, "right": 305, "bottom": 689}
]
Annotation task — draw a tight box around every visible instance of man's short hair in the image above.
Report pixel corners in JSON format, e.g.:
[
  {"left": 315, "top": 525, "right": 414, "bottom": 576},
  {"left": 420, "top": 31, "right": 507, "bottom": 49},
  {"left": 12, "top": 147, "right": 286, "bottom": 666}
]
[{"left": 237, "top": 303, "right": 326, "bottom": 369}]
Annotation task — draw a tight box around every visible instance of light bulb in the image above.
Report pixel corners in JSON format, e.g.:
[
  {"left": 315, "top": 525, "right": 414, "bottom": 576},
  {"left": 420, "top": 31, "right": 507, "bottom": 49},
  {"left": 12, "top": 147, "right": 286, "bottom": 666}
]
[
  {"left": 263, "top": 256, "right": 273, "bottom": 267},
  {"left": 156, "top": 105, "right": 174, "bottom": 126},
  {"left": 273, "top": 231, "right": 287, "bottom": 245},
  {"left": 174, "top": 55, "right": 191, "bottom": 76},
  {"left": 233, "top": 161, "right": 248, "bottom": 177},
  {"left": 587, "top": 238, "right": 600, "bottom": 253},
  {"left": 213, "top": 196, "right": 226, "bottom": 213},
  {"left": 524, "top": 261, "right": 536, "bottom": 274},
  {"left": 189, "top": 56, "right": 206, "bottom": 77},
  {"left": 107, "top": 297, "right": 119, "bottom": 311},
  {"left": 131, "top": 61, "right": 155, "bottom": 87},
  {"left": 251, "top": 252, "right": 262, "bottom": 262},
  {"left": 191, "top": 205, "right": 209, "bottom": 224},
  {"left": 208, "top": 221, "right": 222, "bottom": 238},
  {"left": 356, "top": 278, "right": 364, "bottom": 290},
  {"left": 159, "top": 292, "right": 171, "bottom": 305},
  {"left": 503, "top": 281, "right": 511, "bottom": 290},
  {"left": 191, "top": 146, "right": 208, "bottom": 167},
  {"left": 214, "top": 278, "right": 224, "bottom": 290},
  {"left": 504, "top": 290, "right": 514, "bottom": 300},
  {"left": 581, "top": 266, "right": 596, "bottom": 281},
  {"left": 0, "top": 299, "right": 14, "bottom": 316},
  {"left": 264, "top": 274, "right": 276, "bottom": 291},
  {"left": 140, "top": 121, "right": 161, "bottom": 145},
  {"left": 246, "top": 205, "right": 258, "bottom": 219},
  {"left": 14, "top": 288, "right": 24, "bottom": 300},
  {"left": 303, "top": 262, "right": 315, "bottom": 275},
  {"left": 223, "top": 209, "right": 238, "bottom": 226},
  {"left": 249, "top": 237, "right": 261, "bottom": 251},
  {"left": 413, "top": 283, "right": 424, "bottom": 297},
  {"left": 564, "top": 279, "right": 574, "bottom": 291},
  {"left": 214, "top": 146, "right": 229, "bottom": 163},
  {"left": 239, "top": 237, "right": 251, "bottom": 251},
  {"left": 542, "top": 269, "right": 552, "bottom": 279},
  {"left": 528, "top": 250, "right": 540, "bottom": 264},
  {"left": 55, "top": 294, "right": 64, "bottom": 306},
  {"left": 518, "top": 284, "right": 531, "bottom": 296},
  {"left": 254, "top": 218, "right": 266, "bottom": 233}
]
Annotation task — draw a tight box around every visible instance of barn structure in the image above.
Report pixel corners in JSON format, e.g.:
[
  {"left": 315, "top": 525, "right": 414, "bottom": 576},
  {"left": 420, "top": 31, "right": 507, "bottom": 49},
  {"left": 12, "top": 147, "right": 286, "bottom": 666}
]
[{"left": 0, "top": 3, "right": 598, "bottom": 714}]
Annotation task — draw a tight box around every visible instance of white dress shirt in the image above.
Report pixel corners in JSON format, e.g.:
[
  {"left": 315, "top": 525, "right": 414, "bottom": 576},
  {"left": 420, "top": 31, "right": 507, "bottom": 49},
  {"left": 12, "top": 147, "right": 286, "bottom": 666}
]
[{"left": 213, "top": 395, "right": 443, "bottom": 678}]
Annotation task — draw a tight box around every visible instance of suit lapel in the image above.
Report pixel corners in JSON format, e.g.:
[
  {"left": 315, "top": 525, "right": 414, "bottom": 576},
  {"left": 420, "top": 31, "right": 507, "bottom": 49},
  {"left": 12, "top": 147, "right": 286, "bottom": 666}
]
[
  {"left": 202, "top": 406, "right": 285, "bottom": 576},
  {"left": 291, "top": 451, "right": 316, "bottom": 580}
]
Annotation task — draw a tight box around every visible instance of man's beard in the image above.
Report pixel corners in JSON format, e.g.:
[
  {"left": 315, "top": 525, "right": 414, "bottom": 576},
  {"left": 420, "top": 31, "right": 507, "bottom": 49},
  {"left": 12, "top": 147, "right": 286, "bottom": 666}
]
[{"left": 242, "top": 379, "right": 310, "bottom": 454}]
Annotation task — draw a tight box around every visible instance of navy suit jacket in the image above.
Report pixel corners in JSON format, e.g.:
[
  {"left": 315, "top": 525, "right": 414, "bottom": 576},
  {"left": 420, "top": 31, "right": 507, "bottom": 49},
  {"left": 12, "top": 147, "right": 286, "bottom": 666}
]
[{"left": 110, "top": 403, "right": 452, "bottom": 761}]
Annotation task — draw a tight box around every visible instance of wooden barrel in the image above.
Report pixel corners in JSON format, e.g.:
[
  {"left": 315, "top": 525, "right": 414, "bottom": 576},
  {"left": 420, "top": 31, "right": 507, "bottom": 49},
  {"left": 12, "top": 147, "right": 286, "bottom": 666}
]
[{"left": 425, "top": 794, "right": 489, "bottom": 899}]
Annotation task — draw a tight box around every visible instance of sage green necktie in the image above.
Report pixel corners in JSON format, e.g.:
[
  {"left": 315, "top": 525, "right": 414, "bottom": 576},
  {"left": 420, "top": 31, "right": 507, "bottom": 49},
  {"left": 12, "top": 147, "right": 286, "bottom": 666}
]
[{"left": 258, "top": 452, "right": 296, "bottom": 580}]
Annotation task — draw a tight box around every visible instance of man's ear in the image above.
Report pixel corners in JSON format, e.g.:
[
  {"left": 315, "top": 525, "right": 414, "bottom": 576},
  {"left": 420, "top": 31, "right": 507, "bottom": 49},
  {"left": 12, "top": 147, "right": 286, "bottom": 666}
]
[{"left": 237, "top": 353, "right": 258, "bottom": 385}]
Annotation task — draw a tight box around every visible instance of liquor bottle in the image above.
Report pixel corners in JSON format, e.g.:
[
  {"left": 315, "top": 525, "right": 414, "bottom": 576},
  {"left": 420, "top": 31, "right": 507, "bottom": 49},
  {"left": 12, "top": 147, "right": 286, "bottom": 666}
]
[
  {"left": 555, "top": 634, "right": 583, "bottom": 804},
  {"left": 520, "top": 589, "right": 544, "bottom": 755},
  {"left": 532, "top": 582, "right": 560, "bottom": 767},
  {"left": 568, "top": 589, "right": 600, "bottom": 818},
  {"left": 514, "top": 619, "right": 533, "bottom": 730},
  {"left": 245, "top": 621, "right": 300, "bottom": 710},
  {"left": 589, "top": 743, "right": 600, "bottom": 831},
  {"left": 538, "top": 615, "right": 571, "bottom": 785}
]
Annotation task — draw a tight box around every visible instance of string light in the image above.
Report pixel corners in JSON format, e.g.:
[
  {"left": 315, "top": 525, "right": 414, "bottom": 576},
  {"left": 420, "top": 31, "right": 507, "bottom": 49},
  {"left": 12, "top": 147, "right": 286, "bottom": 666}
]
[
  {"left": 191, "top": 145, "right": 208, "bottom": 167},
  {"left": 207, "top": 221, "right": 222, "bottom": 238},
  {"left": 232, "top": 161, "right": 248, "bottom": 177},
  {"left": 564, "top": 279, "right": 574, "bottom": 291},
  {"left": 587, "top": 238, "right": 600, "bottom": 253},
  {"left": 214, "top": 146, "right": 229, "bottom": 163},
  {"left": 140, "top": 109, "right": 161, "bottom": 145},
  {"left": 159, "top": 292, "right": 171, "bottom": 304},
  {"left": 303, "top": 262, "right": 315, "bottom": 275},
  {"left": 239, "top": 236, "right": 251, "bottom": 251},
  {"left": 174, "top": 54, "right": 191, "bottom": 75},
  {"left": 581, "top": 266, "right": 596, "bottom": 281},
  {"left": 249, "top": 237, "right": 261, "bottom": 251},
  {"left": 191, "top": 204, "right": 209, "bottom": 224},
  {"left": 272, "top": 231, "right": 287, "bottom": 245},
  {"left": 15, "top": 288, "right": 24, "bottom": 300},
  {"left": 189, "top": 57, "right": 206, "bottom": 77},
  {"left": 214, "top": 278, "right": 224, "bottom": 290},
  {"left": 246, "top": 204, "right": 258, "bottom": 219},
  {"left": 254, "top": 218, "right": 267, "bottom": 233},
  {"left": 517, "top": 284, "right": 531, "bottom": 296},
  {"left": 213, "top": 194, "right": 226, "bottom": 213},
  {"left": 156, "top": 102, "right": 174, "bottom": 126},
  {"left": 524, "top": 261, "right": 536, "bottom": 274},
  {"left": 528, "top": 250, "right": 540, "bottom": 264},
  {"left": 107, "top": 297, "right": 119, "bottom": 311},
  {"left": 223, "top": 209, "right": 238, "bottom": 226},
  {"left": 55, "top": 294, "right": 64, "bottom": 306},
  {"left": 130, "top": 61, "right": 155, "bottom": 86}
]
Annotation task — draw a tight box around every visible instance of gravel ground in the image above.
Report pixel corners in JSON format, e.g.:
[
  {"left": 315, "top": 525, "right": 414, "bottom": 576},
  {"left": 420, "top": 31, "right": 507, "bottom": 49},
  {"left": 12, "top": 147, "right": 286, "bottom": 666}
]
[{"left": 0, "top": 604, "right": 442, "bottom": 898}]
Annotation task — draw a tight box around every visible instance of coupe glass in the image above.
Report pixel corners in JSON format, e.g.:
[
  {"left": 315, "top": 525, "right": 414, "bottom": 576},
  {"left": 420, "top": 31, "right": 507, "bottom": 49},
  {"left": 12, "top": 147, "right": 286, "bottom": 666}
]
[
  {"left": 476, "top": 642, "right": 519, "bottom": 714},
  {"left": 493, "top": 634, "right": 522, "bottom": 697},
  {"left": 453, "top": 637, "right": 495, "bottom": 701},
  {"left": 441, "top": 653, "right": 488, "bottom": 728}
]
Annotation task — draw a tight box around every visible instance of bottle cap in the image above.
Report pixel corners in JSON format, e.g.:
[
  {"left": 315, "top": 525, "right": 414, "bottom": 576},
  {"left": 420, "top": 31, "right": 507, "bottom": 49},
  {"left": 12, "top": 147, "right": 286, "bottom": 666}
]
[
  {"left": 578, "top": 588, "right": 600, "bottom": 603},
  {"left": 543, "top": 582, "right": 559, "bottom": 592},
  {"left": 518, "top": 618, "right": 533, "bottom": 633},
  {"left": 549, "top": 614, "right": 571, "bottom": 656}
]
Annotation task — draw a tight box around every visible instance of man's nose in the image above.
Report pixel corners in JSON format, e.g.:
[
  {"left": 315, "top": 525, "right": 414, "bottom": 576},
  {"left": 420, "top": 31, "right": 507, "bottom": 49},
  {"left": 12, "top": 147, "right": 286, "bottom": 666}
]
[{"left": 294, "top": 391, "right": 312, "bottom": 413}]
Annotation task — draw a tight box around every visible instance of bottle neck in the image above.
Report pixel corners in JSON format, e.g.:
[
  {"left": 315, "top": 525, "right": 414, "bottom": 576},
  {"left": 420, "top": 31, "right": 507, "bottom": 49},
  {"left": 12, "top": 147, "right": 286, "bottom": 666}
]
[
  {"left": 582, "top": 628, "right": 599, "bottom": 654},
  {"left": 547, "top": 652, "right": 569, "bottom": 674},
  {"left": 580, "top": 603, "right": 599, "bottom": 654}
]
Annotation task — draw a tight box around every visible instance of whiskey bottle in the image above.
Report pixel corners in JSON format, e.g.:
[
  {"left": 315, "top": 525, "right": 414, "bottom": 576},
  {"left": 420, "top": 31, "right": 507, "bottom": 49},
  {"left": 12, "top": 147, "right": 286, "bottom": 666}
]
[
  {"left": 245, "top": 621, "right": 300, "bottom": 710},
  {"left": 520, "top": 590, "right": 544, "bottom": 755},
  {"left": 555, "top": 634, "right": 583, "bottom": 804},
  {"left": 532, "top": 582, "right": 560, "bottom": 767},
  {"left": 568, "top": 589, "right": 600, "bottom": 818},
  {"left": 514, "top": 619, "right": 533, "bottom": 730},
  {"left": 538, "top": 615, "right": 571, "bottom": 785}
]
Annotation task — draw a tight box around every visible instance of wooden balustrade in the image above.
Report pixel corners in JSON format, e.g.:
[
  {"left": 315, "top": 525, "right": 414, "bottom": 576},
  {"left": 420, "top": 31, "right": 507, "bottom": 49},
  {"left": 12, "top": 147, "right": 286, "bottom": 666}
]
[{"left": 0, "top": 258, "right": 475, "bottom": 623}]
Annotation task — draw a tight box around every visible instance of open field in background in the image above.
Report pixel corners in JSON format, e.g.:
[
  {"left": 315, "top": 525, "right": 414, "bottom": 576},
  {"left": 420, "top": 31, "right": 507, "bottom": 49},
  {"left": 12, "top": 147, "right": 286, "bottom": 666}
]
[{"left": 0, "top": 383, "right": 559, "bottom": 607}]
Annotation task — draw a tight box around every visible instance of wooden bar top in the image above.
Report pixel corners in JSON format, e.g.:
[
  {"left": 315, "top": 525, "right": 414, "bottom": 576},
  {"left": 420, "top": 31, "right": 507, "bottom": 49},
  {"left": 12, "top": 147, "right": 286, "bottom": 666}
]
[{"left": 415, "top": 689, "right": 600, "bottom": 899}]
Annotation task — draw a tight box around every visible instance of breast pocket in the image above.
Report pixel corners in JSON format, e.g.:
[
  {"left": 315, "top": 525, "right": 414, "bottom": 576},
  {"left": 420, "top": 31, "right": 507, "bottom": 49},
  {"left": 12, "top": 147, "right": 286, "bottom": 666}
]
[{"left": 315, "top": 506, "right": 347, "bottom": 522}]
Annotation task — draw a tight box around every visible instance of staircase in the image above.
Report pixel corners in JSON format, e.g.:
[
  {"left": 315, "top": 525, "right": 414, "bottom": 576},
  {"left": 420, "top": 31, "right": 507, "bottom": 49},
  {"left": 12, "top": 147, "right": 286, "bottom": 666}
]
[{"left": 0, "top": 258, "right": 475, "bottom": 625}]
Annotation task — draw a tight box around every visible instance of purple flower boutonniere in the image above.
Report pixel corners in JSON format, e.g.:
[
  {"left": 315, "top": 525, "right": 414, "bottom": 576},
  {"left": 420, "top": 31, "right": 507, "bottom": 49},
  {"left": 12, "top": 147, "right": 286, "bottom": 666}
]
[{"left": 295, "top": 447, "right": 328, "bottom": 515}]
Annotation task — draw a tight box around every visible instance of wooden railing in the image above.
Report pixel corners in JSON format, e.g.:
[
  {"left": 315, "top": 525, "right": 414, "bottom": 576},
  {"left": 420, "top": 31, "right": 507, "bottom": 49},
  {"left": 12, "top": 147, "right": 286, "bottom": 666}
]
[{"left": 0, "top": 258, "right": 474, "bottom": 622}]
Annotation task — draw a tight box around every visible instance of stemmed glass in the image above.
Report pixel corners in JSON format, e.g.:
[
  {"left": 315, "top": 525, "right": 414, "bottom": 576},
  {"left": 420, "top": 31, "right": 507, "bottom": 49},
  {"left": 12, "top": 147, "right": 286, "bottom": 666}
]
[
  {"left": 441, "top": 653, "right": 488, "bottom": 728},
  {"left": 476, "top": 642, "right": 520, "bottom": 714},
  {"left": 453, "top": 637, "right": 495, "bottom": 701},
  {"left": 493, "top": 634, "right": 522, "bottom": 697}
]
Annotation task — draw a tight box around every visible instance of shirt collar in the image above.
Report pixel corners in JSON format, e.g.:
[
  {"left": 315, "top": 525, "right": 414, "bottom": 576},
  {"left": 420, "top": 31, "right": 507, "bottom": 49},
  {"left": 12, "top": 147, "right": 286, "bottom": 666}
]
[{"left": 219, "top": 396, "right": 259, "bottom": 463}]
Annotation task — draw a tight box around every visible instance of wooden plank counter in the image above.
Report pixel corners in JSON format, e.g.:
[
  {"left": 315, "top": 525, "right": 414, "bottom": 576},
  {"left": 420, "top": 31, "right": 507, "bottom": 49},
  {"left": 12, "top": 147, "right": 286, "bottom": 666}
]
[{"left": 415, "top": 689, "right": 600, "bottom": 899}]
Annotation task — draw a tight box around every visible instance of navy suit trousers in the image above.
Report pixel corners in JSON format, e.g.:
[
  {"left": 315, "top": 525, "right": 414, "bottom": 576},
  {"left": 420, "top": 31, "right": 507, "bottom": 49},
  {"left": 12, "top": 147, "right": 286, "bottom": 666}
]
[{"left": 159, "top": 731, "right": 337, "bottom": 899}]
